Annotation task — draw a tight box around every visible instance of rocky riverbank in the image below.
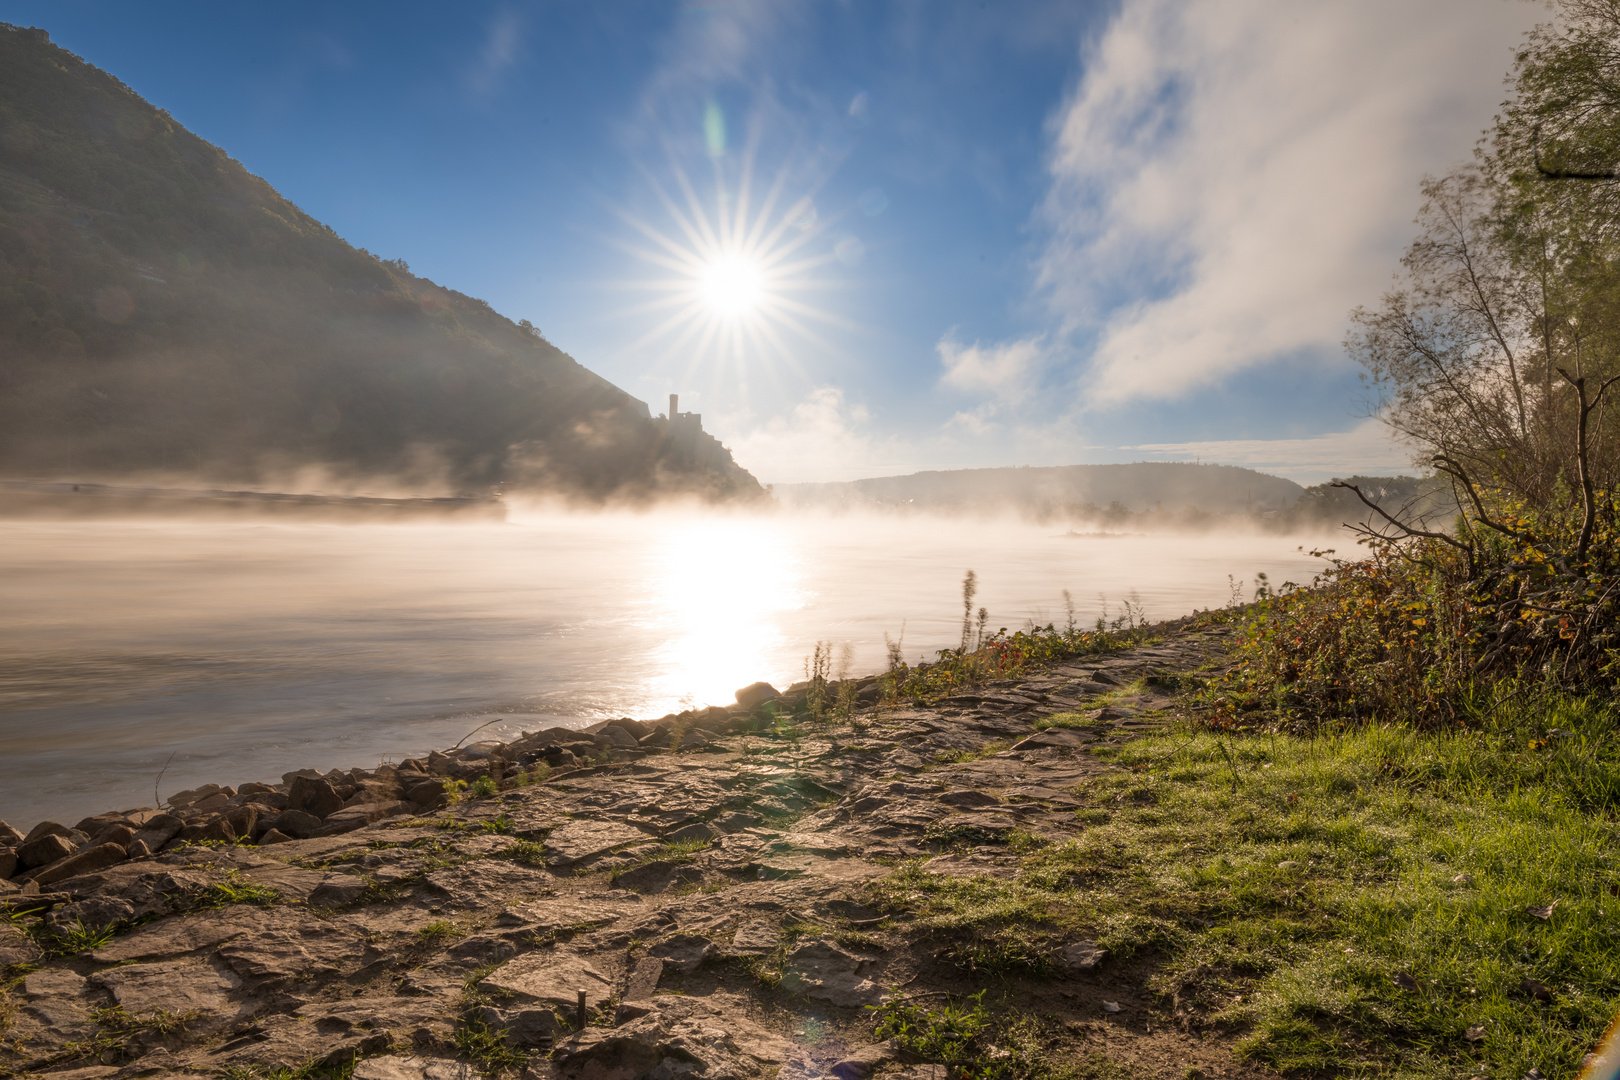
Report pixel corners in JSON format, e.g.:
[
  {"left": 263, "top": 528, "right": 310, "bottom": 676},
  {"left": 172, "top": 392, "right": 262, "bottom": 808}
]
[{"left": 0, "top": 620, "right": 1274, "bottom": 1080}]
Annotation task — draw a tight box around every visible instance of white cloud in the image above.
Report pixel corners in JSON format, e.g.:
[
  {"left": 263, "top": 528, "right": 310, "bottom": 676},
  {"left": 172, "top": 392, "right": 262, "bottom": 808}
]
[
  {"left": 937, "top": 334, "right": 1048, "bottom": 402},
  {"left": 1130, "top": 418, "right": 1417, "bottom": 483},
  {"left": 1041, "top": 0, "right": 1541, "bottom": 403},
  {"left": 726, "top": 387, "right": 927, "bottom": 485}
]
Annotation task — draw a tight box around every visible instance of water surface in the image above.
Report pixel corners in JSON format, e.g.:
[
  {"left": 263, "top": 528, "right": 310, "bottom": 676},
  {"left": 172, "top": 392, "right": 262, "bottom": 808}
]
[{"left": 0, "top": 511, "right": 1333, "bottom": 828}]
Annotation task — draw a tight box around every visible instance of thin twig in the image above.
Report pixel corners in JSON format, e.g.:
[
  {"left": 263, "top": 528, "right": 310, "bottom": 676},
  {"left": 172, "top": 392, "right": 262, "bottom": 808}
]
[
  {"left": 1216, "top": 739, "right": 1240, "bottom": 795},
  {"left": 153, "top": 751, "right": 177, "bottom": 810},
  {"left": 452, "top": 718, "right": 507, "bottom": 750}
]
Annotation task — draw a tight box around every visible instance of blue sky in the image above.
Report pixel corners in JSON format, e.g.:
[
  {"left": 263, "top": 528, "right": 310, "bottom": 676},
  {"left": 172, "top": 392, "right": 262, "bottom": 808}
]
[{"left": 3, "top": 0, "right": 1543, "bottom": 483}]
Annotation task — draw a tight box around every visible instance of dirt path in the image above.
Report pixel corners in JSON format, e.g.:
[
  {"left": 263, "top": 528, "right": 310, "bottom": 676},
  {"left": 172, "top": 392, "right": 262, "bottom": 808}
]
[{"left": 1, "top": 621, "right": 1277, "bottom": 1080}]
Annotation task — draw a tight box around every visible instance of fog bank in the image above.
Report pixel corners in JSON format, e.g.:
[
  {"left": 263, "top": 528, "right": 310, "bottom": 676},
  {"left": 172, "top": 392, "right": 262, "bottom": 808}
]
[{"left": 0, "top": 508, "right": 1335, "bottom": 829}]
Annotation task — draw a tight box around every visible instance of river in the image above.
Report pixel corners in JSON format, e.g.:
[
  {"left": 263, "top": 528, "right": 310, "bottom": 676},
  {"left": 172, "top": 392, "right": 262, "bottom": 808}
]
[{"left": 0, "top": 509, "right": 1337, "bottom": 828}]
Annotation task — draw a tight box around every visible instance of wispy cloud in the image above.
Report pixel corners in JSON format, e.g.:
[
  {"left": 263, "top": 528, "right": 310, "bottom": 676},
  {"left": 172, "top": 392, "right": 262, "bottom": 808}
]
[
  {"left": 1039, "top": 0, "right": 1539, "bottom": 404},
  {"left": 467, "top": 8, "right": 524, "bottom": 98},
  {"left": 937, "top": 333, "right": 1048, "bottom": 403}
]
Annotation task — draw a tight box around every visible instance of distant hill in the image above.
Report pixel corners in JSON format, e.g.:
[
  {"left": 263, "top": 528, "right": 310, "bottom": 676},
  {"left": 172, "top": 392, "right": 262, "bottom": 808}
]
[
  {"left": 774, "top": 463, "right": 1456, "bottom": 531},
  {"left": 775, "top": 462, "right": 1306, "bottom": 517},
  {"left": 0, "top": 24, "right": 761, "bottom": 501}
]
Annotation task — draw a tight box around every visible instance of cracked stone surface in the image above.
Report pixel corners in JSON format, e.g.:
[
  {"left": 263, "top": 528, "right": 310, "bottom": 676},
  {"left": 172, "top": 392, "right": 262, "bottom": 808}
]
[
  {"left": 0, "top": 621, "right": 1275, "bottom": 1080},
  {"left": 90, "top": 958, "right": 239, "bottom": 1015}
]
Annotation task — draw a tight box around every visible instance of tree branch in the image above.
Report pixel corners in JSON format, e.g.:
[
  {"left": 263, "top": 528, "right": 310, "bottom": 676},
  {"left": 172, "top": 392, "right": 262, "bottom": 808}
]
[
  {"left": 1533, "top": 125, "right": 1618, "bottom": 180},
  {"left": 1329, "top": 481, "right": 1473, "bottom": 565},
  {"left": 1555, "top": 367, "right": 1620, "bottom": 562},
  {"left": 1431, "top": 455, "right": 1540, "bottom": 545}
]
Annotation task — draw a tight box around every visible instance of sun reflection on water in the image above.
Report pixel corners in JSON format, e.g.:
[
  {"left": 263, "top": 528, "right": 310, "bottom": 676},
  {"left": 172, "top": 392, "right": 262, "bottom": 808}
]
[{"left": 641, "top": 517, "right": 807, "bottom": 714}]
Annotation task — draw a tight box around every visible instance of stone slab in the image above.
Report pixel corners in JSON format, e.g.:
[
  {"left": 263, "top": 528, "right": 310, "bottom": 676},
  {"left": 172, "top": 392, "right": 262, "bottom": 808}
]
[
  {"left": 623, "top": 956, "right": 664, "bottom": 1001},
  {"left": 353, "top": 1057, "right": 478, "bottom": 1080},
  {"left": 91, "top": 907, "right": 275, "bottom": 963},
  {"left": 479, "top": 951, "right": 616, "bottom": 1006},
  {"left": 91, "top": 959, "right": 238, "bottom": 1014},
  {"left": 542, "top": 819, "right": 647, "bottom": 866},
  {"left": 494, "top": 897, "right": 639, "bottom": 933},
  {"left": 238, "top": 863, "right": 332, "bottom": 902}
]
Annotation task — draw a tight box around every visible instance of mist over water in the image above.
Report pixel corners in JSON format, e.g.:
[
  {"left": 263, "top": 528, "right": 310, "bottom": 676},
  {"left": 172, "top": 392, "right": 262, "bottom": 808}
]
[{"left": 0, "top": 510, "right": 1334, "bottom": 829}]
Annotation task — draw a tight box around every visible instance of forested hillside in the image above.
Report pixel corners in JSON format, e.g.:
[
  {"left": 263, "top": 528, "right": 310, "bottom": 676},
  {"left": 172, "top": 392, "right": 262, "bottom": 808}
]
[{"left": 0, "top": 24, "right": 761, "bottom": 500}]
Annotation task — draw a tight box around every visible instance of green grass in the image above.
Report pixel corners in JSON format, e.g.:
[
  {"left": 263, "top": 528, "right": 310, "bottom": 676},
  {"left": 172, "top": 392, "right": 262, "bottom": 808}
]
[
  {"left": 658, "top": 836, "right": 712, "bottom": 860},
  {"left": 177, "top": 870, "right": 284, "bottom": 912},
  {"left": 496, "top": 839, "right": 547, "bottom": 865},
  {"left": 874, "top": 685, "right": 1620, "bottom": 1078},
  {"left": 413, "top": 919, "right": 458, "bottom": 944},
  {"left": 9, "top": 1005, "right": 208, "bottom": 1076},
  {"left": 605, "top": 836, "right": 712, "bottom": 885},
  {"left": 217, "top": 1056, "right": 358, "bottom": 1080},
  {"left": 452, "top": 1012, "right": 529, "bottom": 1077},
  {"left": 870, "top": 992, "right": 1117, "bottom": 1080},
  {"left": 932, "top": 740, "right": 1010, "bottom": 766},
  {"left": 34, "top": 919, "right": 115, "bottom": 957}
]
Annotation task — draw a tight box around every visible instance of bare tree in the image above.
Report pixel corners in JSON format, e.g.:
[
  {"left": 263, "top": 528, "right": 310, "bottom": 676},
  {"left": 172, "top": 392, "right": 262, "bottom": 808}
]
[{"left": 1348, "top": 170, "right": 1570, "bottom": 511}]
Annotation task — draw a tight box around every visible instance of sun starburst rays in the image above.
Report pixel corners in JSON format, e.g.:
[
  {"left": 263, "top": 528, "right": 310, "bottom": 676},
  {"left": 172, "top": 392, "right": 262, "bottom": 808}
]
[{"left": 608, "top": 150, "right": 849, "bottom": 389}]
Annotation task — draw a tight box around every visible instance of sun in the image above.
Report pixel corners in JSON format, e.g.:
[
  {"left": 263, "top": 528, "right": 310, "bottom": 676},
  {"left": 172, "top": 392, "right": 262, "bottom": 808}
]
[
  {"left": 609, "top": 148, "right": 850, "bottom": 382},
  {"left": 699, "top": 253, "right": 765, "bottom": 319}
]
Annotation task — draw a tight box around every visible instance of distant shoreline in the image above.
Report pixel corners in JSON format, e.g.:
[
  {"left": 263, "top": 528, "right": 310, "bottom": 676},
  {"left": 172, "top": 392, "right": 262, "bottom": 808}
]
[{"left": 0, "top": 480, "right": 506, "bottom": 521}]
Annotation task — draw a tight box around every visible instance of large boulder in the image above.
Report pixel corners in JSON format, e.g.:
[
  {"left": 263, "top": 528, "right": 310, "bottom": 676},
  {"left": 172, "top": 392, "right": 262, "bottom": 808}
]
[
  {"left": 33, "top": 843, "right": 127, "bottom": 888},
  {"left": 274, "top": 809, "right": 323, "bottom": 839},
  {"left": 18, "top": 833, "right": 75, "bottom": 869},
  {"left": 735, "top": 681, "right": 780, "bottom": 710},
  {"left": 593, "top": 725, "right": 638, "bottom": 749},
  {"left": 175, "top": 816, "right": 236, "bottom": 845},
  {"left": 287, "top": 776, "right": 343, "bottom": 820},
  {"left": 89, "top": 823, "right": 136, "bottom": 849},
  {"left": 21, "top": 821, "right": 70, "bottom": 845},
  {"left": 311, "top": 801, "right": 413, "bottom": 837},
  {"left": 404, "top": 779, "right": 446, "bottom": 809},
  {"left": 0, "top": 820, "right": 22, "bottom": 846},
  {"left": 220, "top": 805, "right": 259, "bottom": 840},
  {"left": 128, "top": 814, "right": 183, "bottom": 853},
  {"left": 0, "top": 848, "right": 16, "bottom": 879},
  {"left": 243, "top": 791, "right": 289, "bottom": 812}
]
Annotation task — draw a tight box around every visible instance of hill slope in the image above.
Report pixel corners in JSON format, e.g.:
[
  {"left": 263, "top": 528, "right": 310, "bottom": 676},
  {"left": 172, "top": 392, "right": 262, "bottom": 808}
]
[{"left": 0, "top": 24, "right": 760, "bottom": 501}]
